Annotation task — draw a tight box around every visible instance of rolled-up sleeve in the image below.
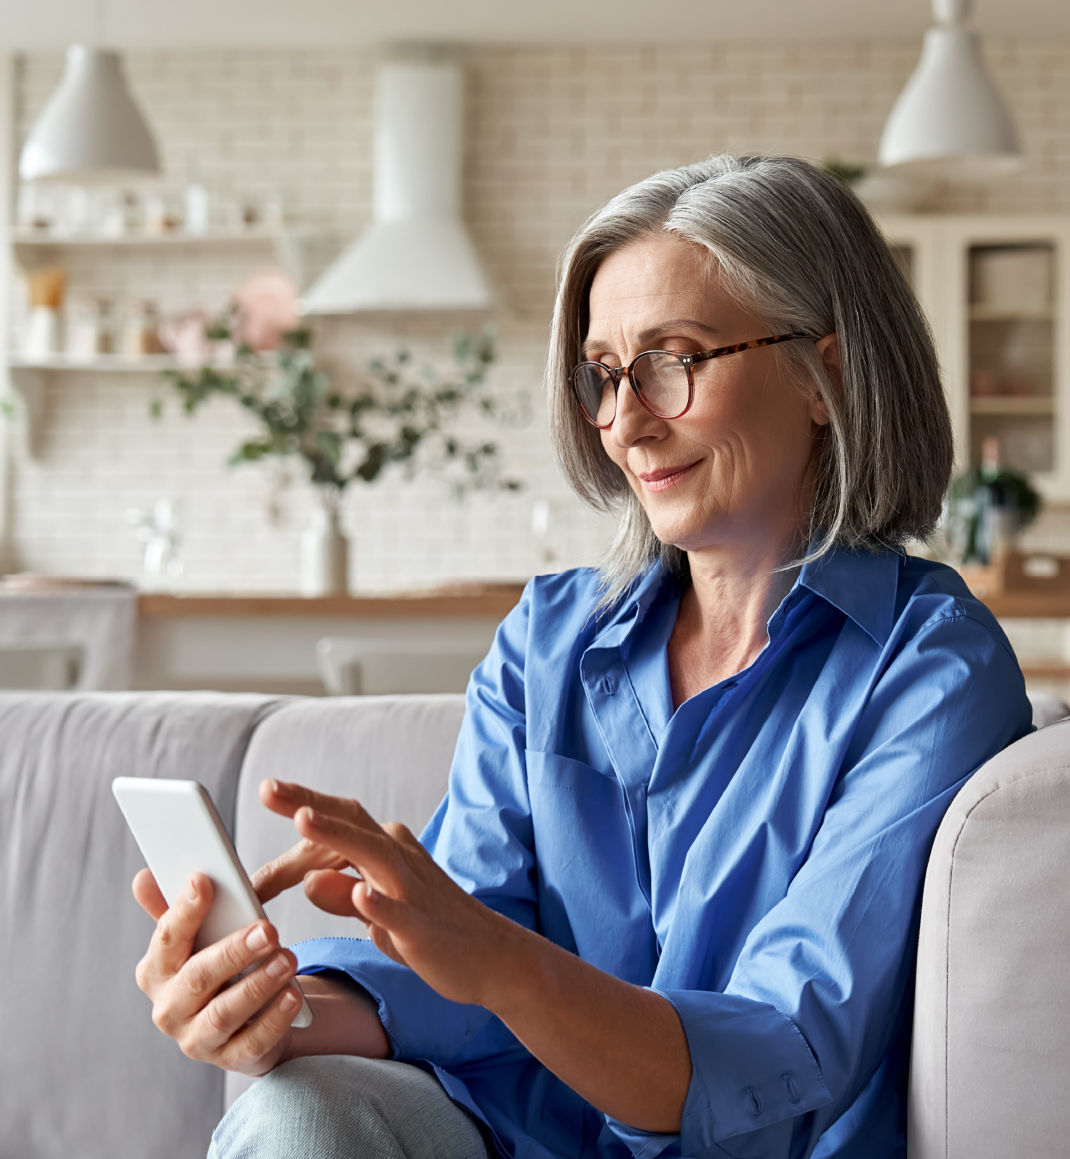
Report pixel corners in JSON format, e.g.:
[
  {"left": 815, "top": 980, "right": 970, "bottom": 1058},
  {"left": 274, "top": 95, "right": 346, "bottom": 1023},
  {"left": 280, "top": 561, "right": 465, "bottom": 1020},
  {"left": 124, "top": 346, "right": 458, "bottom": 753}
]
[{"left": 607, "top": 608, "right": 1031, "bottom": 1158}]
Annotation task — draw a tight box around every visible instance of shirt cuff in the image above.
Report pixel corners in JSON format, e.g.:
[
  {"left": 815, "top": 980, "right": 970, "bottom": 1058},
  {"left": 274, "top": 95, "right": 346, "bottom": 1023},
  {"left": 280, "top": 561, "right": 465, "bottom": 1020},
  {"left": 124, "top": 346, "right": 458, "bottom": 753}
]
[
  {"left": 294, "top": 936, "right": 495, "bottom": 1065},
  {"left": 604, "top": 989, "right": 832, "bottom": 1156}
]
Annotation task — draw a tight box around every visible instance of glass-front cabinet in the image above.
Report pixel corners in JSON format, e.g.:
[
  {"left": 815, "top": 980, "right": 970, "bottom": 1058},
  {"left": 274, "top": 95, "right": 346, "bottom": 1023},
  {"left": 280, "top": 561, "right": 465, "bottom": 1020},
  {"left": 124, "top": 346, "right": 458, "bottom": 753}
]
[{"left": 877, "top": 215, "right": 1070, "bottom": 499}]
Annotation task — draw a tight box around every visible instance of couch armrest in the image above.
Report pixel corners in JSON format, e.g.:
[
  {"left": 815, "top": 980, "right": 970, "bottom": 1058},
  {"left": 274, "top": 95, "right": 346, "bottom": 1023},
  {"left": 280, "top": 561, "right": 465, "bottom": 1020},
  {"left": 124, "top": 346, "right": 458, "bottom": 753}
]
[{"left": 908, "top": 718, "right": 1070, "bottom": 1158}]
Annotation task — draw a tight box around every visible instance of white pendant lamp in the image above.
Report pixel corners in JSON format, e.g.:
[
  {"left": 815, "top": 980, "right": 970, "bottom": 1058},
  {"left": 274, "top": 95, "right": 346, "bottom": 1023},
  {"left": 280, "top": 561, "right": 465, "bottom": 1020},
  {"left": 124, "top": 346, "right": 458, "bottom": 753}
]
[
  {"left": 878, "top": 0, "right": 1021, "bottom": 180},
  {"left": 19, "top": 45, "right": 161, "bottom": 183}
]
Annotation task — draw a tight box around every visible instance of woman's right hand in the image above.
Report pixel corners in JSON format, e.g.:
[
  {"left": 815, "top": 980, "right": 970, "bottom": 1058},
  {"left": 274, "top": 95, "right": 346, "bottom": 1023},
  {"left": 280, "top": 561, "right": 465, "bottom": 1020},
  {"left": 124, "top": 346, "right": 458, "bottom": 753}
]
[{"left": 132, "top": 868, "right": 302, "bottom": 1077}]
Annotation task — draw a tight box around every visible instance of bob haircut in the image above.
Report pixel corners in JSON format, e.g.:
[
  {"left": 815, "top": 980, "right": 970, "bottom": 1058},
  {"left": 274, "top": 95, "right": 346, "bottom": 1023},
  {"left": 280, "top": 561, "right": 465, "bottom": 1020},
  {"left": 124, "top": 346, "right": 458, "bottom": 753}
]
[{"left": 546, "top": 154, "right": 953, "bottom": 603}]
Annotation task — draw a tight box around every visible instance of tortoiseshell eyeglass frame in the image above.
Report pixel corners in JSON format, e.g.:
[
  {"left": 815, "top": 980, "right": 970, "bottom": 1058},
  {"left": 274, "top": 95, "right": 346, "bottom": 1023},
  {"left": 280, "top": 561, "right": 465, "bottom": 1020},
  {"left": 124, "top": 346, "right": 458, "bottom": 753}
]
[{"left": 570, "top": 331, "right": 812, "bottom": 429}]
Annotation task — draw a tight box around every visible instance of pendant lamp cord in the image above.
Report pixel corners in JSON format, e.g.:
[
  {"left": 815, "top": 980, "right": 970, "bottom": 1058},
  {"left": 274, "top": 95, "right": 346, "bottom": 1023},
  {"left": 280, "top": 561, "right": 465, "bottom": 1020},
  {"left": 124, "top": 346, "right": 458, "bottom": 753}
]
[{"left": 933, "top": 0, "right": 968, "bottom": 27}]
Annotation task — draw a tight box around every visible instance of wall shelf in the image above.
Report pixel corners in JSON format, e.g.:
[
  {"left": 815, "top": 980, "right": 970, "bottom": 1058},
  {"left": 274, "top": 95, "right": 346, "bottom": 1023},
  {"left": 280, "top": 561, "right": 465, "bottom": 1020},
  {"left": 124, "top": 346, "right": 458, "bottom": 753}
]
[
  {"left": 968, "top": 305, "right": 1055, "bottom": 323},
  {"left": 8, "top": 354, "right": 180, "bottom": 372},
  {"left": 11, "top": 226, "right": 316, "bottom": 248},
  {"left": 970, "top": 396, "right": 1055, "bottom": 415}
]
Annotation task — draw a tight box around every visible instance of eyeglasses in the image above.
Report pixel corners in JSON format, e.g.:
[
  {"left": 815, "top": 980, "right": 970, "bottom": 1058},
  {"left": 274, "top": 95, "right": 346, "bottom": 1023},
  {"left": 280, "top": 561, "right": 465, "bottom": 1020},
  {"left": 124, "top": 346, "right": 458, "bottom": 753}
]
[{"left": 569, "top": 332, "right": 811, "bottom": 429}]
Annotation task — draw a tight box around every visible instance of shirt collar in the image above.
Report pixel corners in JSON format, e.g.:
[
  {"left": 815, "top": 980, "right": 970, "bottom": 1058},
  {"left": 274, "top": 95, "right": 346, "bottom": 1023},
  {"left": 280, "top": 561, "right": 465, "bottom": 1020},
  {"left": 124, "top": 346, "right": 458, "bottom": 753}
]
[
  {"left": 798, "top": 546, "right": 902, "bottom": 645},
  {"left": 600, "top": 547, "right": 902, "bottom": 650},
  {"left": 586, "top": 561, "right": 680, "bottom": 653}
]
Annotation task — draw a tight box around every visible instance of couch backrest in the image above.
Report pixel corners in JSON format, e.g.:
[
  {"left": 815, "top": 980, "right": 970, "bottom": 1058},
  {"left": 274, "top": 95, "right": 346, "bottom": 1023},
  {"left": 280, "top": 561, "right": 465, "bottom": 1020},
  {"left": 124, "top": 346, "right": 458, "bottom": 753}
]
[
  {"left": 233, "top": 693, "right": 467, "bottom": 947},
  {"left": 908, "top": 717, "right": 1070, "bottom": 1158},
  {"left": 225, "top": 693, "right": 466, "bottom": 1109}
]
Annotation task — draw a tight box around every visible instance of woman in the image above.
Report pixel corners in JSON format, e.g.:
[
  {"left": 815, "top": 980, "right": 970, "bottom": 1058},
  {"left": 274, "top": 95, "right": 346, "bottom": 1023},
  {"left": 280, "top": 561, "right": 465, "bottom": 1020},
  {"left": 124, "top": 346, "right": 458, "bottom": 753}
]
[{"left": 134, "top": 155, "right": 1031, "bottom": 1159}]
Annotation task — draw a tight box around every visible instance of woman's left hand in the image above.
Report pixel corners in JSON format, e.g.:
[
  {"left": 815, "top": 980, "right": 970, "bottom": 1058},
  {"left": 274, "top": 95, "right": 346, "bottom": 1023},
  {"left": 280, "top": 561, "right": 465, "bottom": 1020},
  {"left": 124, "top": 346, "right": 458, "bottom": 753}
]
[{"left": 254, "top": 779, "right": 511, "bottom": 1008}]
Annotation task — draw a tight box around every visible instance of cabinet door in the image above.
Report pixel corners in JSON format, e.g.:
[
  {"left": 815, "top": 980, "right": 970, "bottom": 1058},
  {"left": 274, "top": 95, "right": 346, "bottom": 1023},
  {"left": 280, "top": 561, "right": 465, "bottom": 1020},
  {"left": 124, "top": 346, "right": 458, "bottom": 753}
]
[
  {"left": 876, "top": 214, "right": 943, "bottom": 330},
  {"left": 941, "top": 218, "right": 1070, "bottom": 498},
  {"left": 875, "top": 214, "right": 951, "bottom": 449}
]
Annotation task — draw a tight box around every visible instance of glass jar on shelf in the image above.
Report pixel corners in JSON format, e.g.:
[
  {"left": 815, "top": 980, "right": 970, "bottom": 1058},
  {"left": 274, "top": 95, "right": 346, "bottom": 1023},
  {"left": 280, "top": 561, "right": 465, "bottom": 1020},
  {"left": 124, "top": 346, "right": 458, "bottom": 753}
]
[
  {"left": 65, "top": 296, "right": 105, "bottom": 361},
  {"left": 119, "top": 300, "right": 165, "bottom": 361}
]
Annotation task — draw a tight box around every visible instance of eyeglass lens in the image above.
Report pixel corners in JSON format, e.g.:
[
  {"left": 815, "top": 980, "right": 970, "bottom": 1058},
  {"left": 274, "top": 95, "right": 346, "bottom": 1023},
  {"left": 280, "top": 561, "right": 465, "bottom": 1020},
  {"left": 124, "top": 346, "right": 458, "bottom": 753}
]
[{"left": 573, "top": 351, "right": 690, "bottom": 426}]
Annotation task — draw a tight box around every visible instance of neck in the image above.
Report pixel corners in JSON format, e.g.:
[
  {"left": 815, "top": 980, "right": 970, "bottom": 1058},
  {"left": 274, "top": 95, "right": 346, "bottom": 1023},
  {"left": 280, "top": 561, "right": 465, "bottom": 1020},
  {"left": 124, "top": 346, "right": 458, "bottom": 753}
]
[{"left": 667, "top": 538, "right": 802, "bottom": 708}]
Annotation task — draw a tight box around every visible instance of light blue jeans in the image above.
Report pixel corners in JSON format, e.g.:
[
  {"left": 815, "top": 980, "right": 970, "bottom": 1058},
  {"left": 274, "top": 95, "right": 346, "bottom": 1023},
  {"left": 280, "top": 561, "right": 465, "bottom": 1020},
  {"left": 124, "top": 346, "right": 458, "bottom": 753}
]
[{"left": 208, "top": 1056, "right": 495, "bottom": 1159}]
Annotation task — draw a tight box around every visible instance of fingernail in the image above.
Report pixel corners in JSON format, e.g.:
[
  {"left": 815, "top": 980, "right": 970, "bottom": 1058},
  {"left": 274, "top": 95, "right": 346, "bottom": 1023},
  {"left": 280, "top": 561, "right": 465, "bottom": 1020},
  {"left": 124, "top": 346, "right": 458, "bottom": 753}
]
[
  {"left": 301, "top": 806, "right": 322, "bottom": 827},
  {"left": 267, "top": 953, "right": 291, "bottom": 979},
  {"left": 273, "top": 780, "right": 293, "bottom": 796},
  {"left": 245, "top": 926, "right": 269, "bottom": 952},
  {"left": 280, "top": 989, "right": 299, "bottom": 1011},
  {"left": 185, "top": 879, "right": 198, "bottom": 903}
]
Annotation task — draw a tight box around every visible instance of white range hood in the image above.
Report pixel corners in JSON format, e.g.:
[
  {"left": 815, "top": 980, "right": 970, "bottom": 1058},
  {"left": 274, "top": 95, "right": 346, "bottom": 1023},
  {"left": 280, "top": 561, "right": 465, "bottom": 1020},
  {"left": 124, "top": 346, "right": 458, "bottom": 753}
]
[{"left": 300, "top": 58, "right": 493, "bottom": 315}]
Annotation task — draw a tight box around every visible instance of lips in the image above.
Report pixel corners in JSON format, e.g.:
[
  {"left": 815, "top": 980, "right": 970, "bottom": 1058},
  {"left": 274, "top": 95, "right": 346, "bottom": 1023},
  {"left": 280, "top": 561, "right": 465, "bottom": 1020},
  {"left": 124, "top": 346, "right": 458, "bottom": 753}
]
[{"left": 636, "top": 460, "right": 701, "bottom": 492}]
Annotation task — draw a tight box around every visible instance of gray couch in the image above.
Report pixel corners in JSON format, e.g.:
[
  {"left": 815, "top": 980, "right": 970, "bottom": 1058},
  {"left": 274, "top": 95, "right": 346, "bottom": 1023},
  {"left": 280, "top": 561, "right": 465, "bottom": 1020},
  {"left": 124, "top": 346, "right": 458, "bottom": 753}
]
[{"left": 2, "top": 689, "right": 1068, "bottom": 1159}]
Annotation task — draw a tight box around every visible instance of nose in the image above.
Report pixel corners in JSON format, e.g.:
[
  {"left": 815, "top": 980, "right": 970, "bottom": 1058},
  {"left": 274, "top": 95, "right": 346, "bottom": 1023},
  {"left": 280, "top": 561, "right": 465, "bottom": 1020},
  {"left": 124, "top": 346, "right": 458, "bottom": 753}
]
[{"left": 605, "top": 372, "right": 663, "bottom": 447}]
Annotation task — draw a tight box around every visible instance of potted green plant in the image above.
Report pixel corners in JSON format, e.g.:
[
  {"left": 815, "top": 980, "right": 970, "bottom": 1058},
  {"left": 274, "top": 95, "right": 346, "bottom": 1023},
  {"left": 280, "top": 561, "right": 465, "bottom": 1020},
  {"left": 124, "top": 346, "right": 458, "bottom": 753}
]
[
  {"left": 152, "top": 313, "right": 521, "bottom": 594},
  {"left": 944, "top": 438, "right": 1041, "bottom": 566}
]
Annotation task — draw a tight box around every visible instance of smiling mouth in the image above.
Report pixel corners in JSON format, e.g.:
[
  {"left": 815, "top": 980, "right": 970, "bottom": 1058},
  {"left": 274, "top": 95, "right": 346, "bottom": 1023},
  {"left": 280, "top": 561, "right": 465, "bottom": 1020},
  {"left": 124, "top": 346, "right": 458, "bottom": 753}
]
[{"left": 637, "top": 461, "right": 701, "bottom": 492}]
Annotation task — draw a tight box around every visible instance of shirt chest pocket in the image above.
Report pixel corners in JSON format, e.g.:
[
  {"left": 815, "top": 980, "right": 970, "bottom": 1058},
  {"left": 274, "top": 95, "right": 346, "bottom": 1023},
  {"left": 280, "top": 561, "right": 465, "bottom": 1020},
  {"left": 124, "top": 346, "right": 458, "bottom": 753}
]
[{"left": 526, "top": 749, "right": 621, "bottom": 806}]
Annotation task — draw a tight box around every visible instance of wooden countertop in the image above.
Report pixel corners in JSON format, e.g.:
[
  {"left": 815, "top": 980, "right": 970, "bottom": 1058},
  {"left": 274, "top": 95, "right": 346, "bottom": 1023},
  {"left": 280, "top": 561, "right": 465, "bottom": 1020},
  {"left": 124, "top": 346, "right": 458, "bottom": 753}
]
[
  {"left": 976, "top": 592, "right": 1070, "bottom": 618},
  {"left": 136, "top": 582, "right": 526, "bottom": 619},
  {"left": 135, "top": 589, "right": 1070, "bottom": 619},
  {"left": 6, "top": 577, "right": 1070, "bottom": 620}
]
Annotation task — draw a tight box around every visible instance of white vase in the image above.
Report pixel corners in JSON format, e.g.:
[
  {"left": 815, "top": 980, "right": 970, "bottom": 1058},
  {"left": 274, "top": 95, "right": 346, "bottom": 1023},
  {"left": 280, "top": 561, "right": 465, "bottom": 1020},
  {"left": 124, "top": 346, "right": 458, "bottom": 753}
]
[{"left": 299, "top": 497, "right": 349, "bottom": 596}]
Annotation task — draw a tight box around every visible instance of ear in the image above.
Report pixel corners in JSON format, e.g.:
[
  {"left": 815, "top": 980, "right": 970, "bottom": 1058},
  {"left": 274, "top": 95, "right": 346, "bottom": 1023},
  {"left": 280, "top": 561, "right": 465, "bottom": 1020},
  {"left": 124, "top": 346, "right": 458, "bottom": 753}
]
[{"left": 809, "top": 332, "right": 840, "bottom": 427}]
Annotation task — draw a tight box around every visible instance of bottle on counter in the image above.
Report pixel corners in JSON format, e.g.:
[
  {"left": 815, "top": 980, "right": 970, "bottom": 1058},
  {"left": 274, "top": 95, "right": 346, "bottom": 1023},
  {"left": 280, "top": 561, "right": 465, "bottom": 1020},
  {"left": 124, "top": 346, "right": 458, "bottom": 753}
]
[
  {"left": 965, "top": 438, "right": 1012, "bottom": 565},
  {"left": 127, "top": 499, "right": 183, "bottom": 592}
]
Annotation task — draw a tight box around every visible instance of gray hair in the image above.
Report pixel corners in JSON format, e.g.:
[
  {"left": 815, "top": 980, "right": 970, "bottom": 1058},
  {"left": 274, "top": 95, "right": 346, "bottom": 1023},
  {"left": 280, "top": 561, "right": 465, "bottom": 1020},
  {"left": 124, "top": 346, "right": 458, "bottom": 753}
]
[{"left": 546, "top": 154, "right": 952, "bottom": 604}]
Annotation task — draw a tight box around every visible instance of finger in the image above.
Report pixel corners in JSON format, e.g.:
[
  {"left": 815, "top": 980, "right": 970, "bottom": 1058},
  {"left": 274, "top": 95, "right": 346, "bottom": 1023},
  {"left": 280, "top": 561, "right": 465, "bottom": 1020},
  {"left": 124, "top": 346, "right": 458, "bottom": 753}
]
[
  {"left": 185, "top": 946, "right": 297, "bottom": 1054},
  {"left": 145, "top": 873, "right": 216, "bottom": 978},
  {"left": 293, "top": 805, "right": 402, "bottom": 891},
  {"left": 303, "top": 868, "right": 365, "bottom": 918},
  {"left": 132, "top": 868, "right": 167, "bottom": 920},
  {"left": 163, "top": 919, "right": 282, "bottom": 1031},
  {"left": 215, "top": 981, "right": 305, "bottom": 1072},
  {"left": 261, "top": 780, "right": 387, "bottom": 837},
  {"left": 251, "top": 837, "right": 349, "bottom": 904}
]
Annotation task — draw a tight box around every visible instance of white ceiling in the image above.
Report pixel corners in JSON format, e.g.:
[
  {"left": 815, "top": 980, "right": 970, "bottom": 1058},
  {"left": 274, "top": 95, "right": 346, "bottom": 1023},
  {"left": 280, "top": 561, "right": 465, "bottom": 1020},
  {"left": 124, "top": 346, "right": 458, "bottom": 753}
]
[{"left": 2, "top": 0, "right": 1070, "bottom": 51}]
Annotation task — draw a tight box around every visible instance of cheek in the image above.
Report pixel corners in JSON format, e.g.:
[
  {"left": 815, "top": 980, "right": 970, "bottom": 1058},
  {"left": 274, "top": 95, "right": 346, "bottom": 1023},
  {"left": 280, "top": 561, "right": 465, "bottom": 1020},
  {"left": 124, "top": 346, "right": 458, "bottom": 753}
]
[{"left": 599, "top": 428, "right": 618, "bottom": 464}]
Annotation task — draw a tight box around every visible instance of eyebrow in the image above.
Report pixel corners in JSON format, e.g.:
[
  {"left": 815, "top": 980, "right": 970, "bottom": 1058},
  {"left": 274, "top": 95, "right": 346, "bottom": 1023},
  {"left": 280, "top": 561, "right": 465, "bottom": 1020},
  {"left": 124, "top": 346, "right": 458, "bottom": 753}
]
[{"left": 581, "top": 318, "right": 723, "bottom": 359}]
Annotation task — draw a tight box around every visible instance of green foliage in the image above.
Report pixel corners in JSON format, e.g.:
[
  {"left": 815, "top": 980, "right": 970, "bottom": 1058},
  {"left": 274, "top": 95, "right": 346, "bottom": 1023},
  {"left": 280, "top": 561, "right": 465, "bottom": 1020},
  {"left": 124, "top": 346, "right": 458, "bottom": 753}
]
[
  {"left": 948, "top": 464, "right": 1041, "bottom": 528},
  {"left": 153, "top": 314, "right": 520, "bottom": 498},
  {"left": 944, "top": 463, "right": 1042, "bottom": 564},
  {"left": 822, "top": 158, "right": 868, "bottom": 186}
]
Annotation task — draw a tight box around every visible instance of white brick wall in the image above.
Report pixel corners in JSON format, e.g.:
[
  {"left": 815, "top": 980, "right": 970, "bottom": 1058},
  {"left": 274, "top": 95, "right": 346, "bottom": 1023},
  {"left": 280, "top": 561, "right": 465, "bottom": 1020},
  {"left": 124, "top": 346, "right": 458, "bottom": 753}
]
[{"left": 6, "top": 39, "right": 1070, "bottom": 591}]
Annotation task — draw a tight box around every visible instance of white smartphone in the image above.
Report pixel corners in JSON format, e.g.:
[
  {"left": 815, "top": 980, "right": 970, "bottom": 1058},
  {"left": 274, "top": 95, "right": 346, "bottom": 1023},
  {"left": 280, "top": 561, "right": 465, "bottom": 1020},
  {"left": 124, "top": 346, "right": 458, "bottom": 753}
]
[{"left": 112, "top": 776, "right": 313, "bottom": 1029}]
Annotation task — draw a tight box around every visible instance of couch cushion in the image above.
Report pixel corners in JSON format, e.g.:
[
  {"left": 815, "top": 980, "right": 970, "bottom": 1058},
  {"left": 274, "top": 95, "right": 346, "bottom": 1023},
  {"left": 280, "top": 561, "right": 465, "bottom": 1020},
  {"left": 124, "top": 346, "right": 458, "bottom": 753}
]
[
  {"left": 908, "top": 718, "right": 1070, "bottom": 1158},
  {"left": 0, "top": 691, "right": 284, "bottom": 1159}
]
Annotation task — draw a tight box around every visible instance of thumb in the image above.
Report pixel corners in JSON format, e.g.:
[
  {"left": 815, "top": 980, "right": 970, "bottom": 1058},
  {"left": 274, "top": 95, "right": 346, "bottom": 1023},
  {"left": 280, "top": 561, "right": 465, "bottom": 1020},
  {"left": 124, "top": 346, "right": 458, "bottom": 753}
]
[{"left": 132, "top": 867, "right": 168, "bottom": 920}]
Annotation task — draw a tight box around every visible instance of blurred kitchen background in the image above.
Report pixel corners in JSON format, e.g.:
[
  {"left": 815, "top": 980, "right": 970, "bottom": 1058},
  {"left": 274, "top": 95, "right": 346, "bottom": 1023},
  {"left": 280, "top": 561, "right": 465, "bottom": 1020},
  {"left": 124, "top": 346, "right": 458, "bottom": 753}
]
[{"left": 4, "top": 0, "right": 1070, "bottom": 696}]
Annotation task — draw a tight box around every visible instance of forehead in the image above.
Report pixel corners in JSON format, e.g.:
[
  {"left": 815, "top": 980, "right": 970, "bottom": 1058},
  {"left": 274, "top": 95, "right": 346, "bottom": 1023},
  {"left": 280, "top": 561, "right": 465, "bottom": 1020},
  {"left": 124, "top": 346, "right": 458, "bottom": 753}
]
[{"left": 585, "top": 233, "right": 746, "bottom": 337}]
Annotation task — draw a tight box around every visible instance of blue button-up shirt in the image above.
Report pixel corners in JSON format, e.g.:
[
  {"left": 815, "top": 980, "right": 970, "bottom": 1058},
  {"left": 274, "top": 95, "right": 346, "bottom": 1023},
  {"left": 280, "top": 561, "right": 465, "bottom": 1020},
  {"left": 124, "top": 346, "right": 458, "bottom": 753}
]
[{"left": 296, "top": 548, "right": 1031, "bottom": 1159}]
